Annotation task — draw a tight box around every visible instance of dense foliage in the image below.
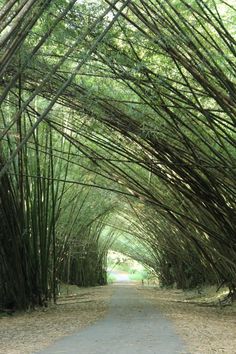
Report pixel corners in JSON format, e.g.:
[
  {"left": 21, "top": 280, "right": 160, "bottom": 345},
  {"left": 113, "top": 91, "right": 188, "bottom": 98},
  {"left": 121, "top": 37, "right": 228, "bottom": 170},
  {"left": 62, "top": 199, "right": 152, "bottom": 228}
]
[{"left": 0, "top": 0, "right": 235, "bottom": 309}]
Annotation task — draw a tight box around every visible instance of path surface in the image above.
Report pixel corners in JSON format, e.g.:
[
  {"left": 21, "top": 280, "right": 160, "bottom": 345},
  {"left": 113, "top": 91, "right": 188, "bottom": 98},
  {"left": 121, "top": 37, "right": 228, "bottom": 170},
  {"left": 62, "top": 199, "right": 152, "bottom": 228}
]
[{"left": 35, "top": 284, "right": 187, "bottom": 354}]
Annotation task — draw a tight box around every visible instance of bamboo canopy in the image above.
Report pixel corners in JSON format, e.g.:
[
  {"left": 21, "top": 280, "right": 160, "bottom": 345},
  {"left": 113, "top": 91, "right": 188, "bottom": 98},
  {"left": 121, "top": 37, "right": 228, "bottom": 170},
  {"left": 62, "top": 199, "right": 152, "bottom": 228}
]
[{"left": 0, "top": 0, "right": 235, "bottom": 309}]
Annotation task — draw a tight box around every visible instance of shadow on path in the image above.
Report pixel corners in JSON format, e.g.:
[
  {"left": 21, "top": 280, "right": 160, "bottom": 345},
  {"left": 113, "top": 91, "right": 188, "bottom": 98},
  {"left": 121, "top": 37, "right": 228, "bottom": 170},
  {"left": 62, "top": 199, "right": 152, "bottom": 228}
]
[{"left": 35, "top": 284, "right": 188, "bottom": 354}]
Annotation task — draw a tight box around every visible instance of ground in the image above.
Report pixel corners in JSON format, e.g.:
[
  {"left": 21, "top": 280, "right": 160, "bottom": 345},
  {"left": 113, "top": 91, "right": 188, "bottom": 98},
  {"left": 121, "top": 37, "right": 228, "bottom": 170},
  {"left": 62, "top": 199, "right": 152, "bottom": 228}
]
[
  {"left": 36, "top": 283, "right": 185, "bottom": 354},
  {"left": 0, "top": 285, "right": 112, "bottom": 354},
  {"left": 141, "top": 285, "right": 236, "bottom": 354},
  {"left": 0, "top": 283, "right": 235, "bottom": 354}
]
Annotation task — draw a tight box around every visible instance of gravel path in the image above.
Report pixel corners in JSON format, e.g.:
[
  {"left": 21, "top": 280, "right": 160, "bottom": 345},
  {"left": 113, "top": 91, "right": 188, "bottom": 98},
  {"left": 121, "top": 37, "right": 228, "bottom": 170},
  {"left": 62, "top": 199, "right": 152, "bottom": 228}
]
[{"left": 35, "top": 284, "right": 187, "bottom": 354}]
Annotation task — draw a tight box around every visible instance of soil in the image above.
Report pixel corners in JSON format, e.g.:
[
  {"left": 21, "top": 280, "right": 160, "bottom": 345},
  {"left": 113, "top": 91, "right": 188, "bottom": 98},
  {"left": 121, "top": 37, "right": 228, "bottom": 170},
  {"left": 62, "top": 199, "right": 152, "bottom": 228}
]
[
  {"left": 140, "top": 286, "right": 236, "bottom": 354},
  {"left": 0, "top": 284, "right": 235, "bottom": 354},
  {"left": 0, "top": 285, "right": 113, "bottom": 354}
]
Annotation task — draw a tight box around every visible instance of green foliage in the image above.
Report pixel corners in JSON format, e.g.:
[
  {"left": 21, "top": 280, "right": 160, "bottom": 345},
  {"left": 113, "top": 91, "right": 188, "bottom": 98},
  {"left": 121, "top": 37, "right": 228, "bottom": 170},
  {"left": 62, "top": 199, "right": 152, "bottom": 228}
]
[{"left": 0, "top": 0, "right": 236, "bottom": 309}]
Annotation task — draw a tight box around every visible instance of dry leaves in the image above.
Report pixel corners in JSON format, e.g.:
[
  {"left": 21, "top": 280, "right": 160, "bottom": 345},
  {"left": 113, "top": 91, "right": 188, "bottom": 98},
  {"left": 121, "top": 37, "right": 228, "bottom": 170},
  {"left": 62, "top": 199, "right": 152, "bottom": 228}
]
[
  {"left": 0, "top": 285, "right": 113, "bottom": 354},
  {"left": 140, "top": 287, "right": 236, "bottom": 354},
  {"left": 1, "top": 285, "right": 236, "bottom": 354}
]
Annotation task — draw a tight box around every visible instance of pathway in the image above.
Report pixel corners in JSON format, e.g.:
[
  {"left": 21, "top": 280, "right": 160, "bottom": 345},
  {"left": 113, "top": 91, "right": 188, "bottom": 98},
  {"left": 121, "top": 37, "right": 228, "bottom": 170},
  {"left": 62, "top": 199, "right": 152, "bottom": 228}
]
[{"left": 35, "top": 284, "right": 188, "bottom": 354}]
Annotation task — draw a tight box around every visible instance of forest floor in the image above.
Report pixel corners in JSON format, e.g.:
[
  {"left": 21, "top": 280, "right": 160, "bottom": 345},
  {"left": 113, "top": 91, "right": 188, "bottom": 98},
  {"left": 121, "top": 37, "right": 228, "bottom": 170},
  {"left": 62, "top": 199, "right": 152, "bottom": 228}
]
[
  {"left": 35, "top": 283, "right": 185, "bottom": 354},
  {"left": 0, "top": 283, "right": 235, "bottom": 354},
  {"left": 0, "top": 285, "right": 113, "bottom": 354},
  {"left": 141, "top": 285, "right": 236, "bottom": 354}
]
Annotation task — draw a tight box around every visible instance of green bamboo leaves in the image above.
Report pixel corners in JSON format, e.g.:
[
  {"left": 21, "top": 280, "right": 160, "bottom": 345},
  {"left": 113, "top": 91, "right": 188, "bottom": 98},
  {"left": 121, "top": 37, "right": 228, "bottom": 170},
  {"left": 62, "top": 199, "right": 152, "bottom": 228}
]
[{"left": 0, "top": 0, "right": 236, "bottom": 308}]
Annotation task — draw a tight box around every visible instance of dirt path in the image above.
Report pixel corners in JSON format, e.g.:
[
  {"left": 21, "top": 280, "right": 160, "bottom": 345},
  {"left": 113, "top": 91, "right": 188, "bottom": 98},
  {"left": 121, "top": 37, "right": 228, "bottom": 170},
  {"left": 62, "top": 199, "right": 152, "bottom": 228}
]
[
  {"left": 35, "top": 284, "right": 187, "bottom": 354},
  {"left": 1, "top": 284, "right": 235, "bottom": 353}
]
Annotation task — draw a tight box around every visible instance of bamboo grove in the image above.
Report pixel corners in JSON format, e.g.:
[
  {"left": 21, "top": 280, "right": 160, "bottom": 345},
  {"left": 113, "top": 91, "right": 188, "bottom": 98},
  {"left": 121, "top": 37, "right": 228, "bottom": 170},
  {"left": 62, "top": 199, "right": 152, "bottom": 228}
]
[{"left": 0, "top": 0, "right": 235, "bottom": 309}]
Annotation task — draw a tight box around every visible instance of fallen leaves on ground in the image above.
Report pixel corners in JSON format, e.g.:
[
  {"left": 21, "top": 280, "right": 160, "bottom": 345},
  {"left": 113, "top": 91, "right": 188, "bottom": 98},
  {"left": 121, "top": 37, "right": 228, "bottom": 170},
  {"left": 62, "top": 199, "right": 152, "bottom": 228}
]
[
  {"left": 0, "top": 285, "right": 113, "bottom": 354},
  {"left": 139, "top": 286, "right": 236, "bottom": 354}
]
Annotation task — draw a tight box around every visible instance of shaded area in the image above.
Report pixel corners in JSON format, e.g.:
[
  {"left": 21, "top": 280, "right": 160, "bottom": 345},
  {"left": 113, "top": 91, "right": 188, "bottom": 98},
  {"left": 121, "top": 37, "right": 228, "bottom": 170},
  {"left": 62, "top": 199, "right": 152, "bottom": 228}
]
[
  {"left": 0, "top": 0, "right": 236, "bottom": 310},
  {"left": 36, "top": 284, "right": 187, "bottom": 354},
  {"left": 0, "top": 285, "right": 112, "bottom": 354}
]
